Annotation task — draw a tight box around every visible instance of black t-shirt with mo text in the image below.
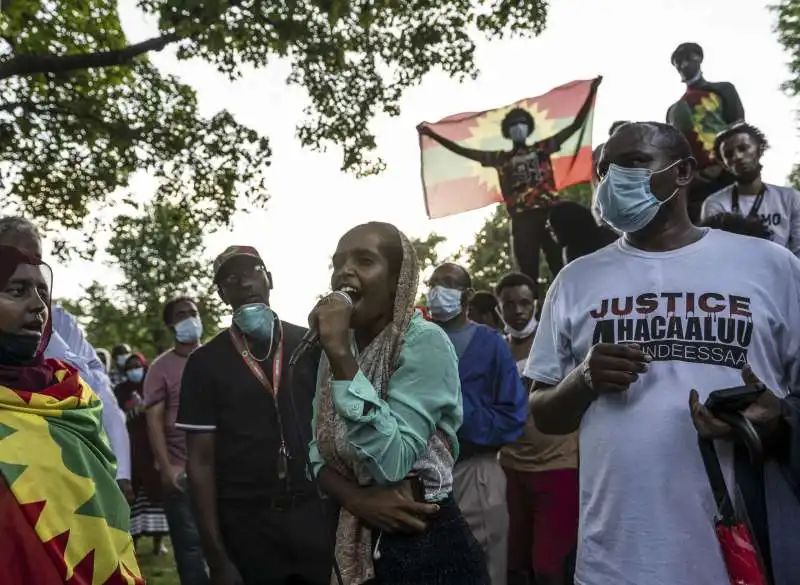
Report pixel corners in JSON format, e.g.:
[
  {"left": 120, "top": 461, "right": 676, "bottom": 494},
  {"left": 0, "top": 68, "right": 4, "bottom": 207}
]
[{"left": 176, "top": 321, "right": 320, "bottom": 501}]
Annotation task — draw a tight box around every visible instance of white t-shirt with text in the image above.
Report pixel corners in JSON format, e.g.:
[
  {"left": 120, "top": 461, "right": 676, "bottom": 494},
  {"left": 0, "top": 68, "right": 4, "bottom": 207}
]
[
  {"left": 701, "top": 183, "right": 800, "bottom": 256},
  {"left": 525, "top": 229, "right": 800, "bottom": 585}
]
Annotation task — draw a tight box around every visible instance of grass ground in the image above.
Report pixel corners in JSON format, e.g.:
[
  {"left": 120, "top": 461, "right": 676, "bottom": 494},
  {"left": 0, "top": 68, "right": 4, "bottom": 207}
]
[{"left": 137, "top": 538, "right": 180, "bottom": 585}]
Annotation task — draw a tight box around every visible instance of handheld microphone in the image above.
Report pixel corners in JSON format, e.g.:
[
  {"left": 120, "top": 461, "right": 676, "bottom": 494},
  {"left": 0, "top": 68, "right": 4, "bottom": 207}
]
[{"left": 288, "top": 290, "right": 352, "bottom": 366}]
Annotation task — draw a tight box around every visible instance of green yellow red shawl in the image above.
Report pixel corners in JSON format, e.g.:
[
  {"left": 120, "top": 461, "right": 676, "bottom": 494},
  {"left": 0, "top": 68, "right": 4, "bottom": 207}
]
[{"left": 0, "top": 360, "right": 143, "bottom": 584}]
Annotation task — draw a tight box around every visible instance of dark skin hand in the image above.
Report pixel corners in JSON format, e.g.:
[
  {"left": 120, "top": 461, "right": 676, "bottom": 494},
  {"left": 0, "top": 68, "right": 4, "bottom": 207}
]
[
  {"left": 352, "top": 486, "right": 439, "bottom": 533},
  {"left": 312, "top": 291, "right": 356, "bottom": 377},
  {"left": 581, "top": 342, "right": 652, "bottom": 395},
  {"left": 689, "top": 364, "right": 784, "bottom": 439},
  {"left": 319, "top": 467, "right": 439, "bottom": 534},
  {"left": 311, "top": 297, "right": 440, "bottom": 531},
  {"left": 316, "top": 224, "right": 440, "bottom": 533}
]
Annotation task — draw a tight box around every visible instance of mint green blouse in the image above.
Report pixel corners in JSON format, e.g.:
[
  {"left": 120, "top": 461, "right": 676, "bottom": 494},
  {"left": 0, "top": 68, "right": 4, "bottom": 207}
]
[{"left": 308, "top": 313, "right": 462, "bottom": 490}]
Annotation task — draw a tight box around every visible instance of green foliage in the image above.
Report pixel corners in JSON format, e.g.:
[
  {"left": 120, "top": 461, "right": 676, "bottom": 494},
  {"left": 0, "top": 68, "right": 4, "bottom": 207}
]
[
  {"left": 410, "top": 183, "right": 594, "bottom": 298},
  {"left": 453, "top": 182, "right": 593, "bottom": 292},
  {"left": 57, "top": 201, "right": 224, "bottom": 359},
  {"left": 773, "top": 0, "right": 800, "bottom": 183},
  {"left": 411, "top": 232, "right": 447, "bottom": 272},
  {"left": 0, "top": 2, "right": 270, "bottom": 254},
  {"left": 455, "top": 205, "right": 511, "bottom": 293},
  {"left": 1, "top": 0, "right": 550, "bottom": 251},
  {"left": 773, "top": 0, "right": 800, "bottom": 98}
]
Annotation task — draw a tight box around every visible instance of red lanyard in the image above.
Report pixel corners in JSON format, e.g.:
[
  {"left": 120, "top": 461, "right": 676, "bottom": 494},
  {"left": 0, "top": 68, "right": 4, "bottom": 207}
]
[
  {"left": 228, "top": 323, "right": 290, "bottom": 482},
  {"left": 229, "top": 322, "right": 284, "bottom": 397}
]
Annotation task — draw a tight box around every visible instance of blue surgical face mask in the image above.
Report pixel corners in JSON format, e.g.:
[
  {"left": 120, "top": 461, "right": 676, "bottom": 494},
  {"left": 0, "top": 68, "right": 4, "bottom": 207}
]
[
  {"left": 508, "top": 123, "right": 529, "bottom": 144},
  {"left": 233, "top": 303, "right": 275, "bottom": 343},
  {"left": 427, "top": 286, "right": 464, "bottom": 322},
  {"left": 595, "top": 162, "right": 681, "bottom": 233},
  {"left": 174, "top": 316, "right": 203, "bottom": 343},
  {"left": 126, "top": 368, "right": 144, "bottom": 383}
]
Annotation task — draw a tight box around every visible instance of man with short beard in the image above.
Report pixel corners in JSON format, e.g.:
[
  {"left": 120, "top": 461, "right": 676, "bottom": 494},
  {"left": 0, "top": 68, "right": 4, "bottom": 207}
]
[{"left": 701, "top": 122, "right": 800, "bottom": 256}]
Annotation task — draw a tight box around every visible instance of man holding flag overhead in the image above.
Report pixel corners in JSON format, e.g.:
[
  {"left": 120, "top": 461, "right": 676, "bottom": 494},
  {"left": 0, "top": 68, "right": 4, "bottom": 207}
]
[{"left": 418, "top": 77, "right": 602, "bottom": 287}]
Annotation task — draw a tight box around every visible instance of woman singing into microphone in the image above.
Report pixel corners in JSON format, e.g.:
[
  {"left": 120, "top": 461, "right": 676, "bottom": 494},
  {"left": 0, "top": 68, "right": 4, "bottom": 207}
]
[{"left": 308, "top": 222, "right": 487, "bottom": 585}]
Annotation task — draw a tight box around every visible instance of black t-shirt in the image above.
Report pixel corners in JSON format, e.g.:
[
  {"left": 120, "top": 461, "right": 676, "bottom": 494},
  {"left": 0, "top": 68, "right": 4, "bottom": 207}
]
[{"left": 176, "top": 321, "right": 320, "bottom": 501}]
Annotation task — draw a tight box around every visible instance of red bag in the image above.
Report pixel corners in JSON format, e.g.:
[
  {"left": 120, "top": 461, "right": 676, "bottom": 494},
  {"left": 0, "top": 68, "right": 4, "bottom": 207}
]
[
  {"left": 415, "top": 306, "right": 432, "bottom": 321},
  {"left": 698, "top": 418, "right": 769, "bottom": 585}
]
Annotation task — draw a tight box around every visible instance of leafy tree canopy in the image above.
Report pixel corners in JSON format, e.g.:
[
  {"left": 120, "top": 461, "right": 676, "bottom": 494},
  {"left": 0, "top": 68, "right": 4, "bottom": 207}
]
[
  {"left": 1, "top": 0, "right": 549, "bottom": 250},
  {"left": 774, "top": 0, "right": 800, "bottom": 98},
  {"left": 58, "top": 201, "right": 224, "bottom": 358},
  {"left": 773, "top": 0, "right": 800, "bottom": 181}
]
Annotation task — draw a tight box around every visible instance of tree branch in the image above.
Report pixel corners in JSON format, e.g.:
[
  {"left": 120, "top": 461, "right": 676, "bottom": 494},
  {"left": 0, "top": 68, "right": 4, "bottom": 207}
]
[
  {"left": 0, "top": 32, "right": 181, "bottom": 81},
  {"left": 0, "top": 101, "right": 32, "bottom": 114}
]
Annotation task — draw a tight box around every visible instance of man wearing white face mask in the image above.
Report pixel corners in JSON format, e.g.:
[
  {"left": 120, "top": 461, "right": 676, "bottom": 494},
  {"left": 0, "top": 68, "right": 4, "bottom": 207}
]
[
  {"left": 527, "top": 122, "right": 800, "bottom": 585},
  {"left": 418, "top": 77, "right": 602, "bottom": 288},
  {"left": 428, "top": 262, "right": 527, "bottom": 585},
  {"left": 144, "top": 295, "right": 209, "bottom": 585}
]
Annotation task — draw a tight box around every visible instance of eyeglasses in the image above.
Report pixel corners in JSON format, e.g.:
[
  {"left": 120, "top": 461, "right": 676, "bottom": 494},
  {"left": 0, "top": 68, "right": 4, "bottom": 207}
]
[{"left": 219, "top": 264, "right": 269, "bottom": 287}]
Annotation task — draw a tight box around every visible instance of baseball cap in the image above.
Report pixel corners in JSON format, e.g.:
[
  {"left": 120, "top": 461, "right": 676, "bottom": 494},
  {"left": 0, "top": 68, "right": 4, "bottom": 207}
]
[{"left": 213, "top": 245, "right": 263, "bottom": 283}]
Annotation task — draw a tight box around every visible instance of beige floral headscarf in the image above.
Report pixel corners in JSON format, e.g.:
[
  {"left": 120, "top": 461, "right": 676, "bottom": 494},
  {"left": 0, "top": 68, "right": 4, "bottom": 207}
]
[{"left": 315, "top": 224, "right": 419, "bottom": 585}]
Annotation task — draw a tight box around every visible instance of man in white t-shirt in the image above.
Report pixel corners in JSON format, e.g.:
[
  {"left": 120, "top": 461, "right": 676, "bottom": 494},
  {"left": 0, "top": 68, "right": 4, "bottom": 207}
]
[
  {"left": 701, "top": 122, "right": 800, "bottom": 256},
  {"left": 526, "top": 121, "right": 800, "bottom": 585}
]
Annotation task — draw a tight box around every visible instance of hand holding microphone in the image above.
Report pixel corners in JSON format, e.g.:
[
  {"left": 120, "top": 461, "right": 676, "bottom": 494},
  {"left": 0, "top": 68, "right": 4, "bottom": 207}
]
[
  {"left": 290, "top": 289, "right": 354, "bottom": 367},
  {"left": 310, "top": 290, "right": 354, "bottom": 358}
]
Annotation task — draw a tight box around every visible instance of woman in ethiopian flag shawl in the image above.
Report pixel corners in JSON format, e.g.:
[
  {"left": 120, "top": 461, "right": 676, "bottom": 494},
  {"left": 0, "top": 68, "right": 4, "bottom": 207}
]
[{"left": 0, "top": 245, "right": 144, "bottom": 585}]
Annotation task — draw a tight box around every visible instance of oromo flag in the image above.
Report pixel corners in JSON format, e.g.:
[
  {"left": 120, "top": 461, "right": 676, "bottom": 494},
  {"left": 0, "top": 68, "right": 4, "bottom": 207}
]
[{"left": 418, "top": 77, "right": 600, "bottom": 219}]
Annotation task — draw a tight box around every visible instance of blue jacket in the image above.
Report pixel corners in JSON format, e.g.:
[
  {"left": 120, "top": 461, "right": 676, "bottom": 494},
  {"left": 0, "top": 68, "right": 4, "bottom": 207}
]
[{"left": 455, "top": 324, "right": 526, "bottom": 452}]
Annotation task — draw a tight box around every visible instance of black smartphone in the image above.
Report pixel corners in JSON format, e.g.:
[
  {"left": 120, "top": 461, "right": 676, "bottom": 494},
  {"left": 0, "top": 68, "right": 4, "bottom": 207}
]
[
  {"left": 398, "top": 474, "right": 426, "bottom": 503},
  {"left": 705, "top": 383, "right": 766, "bottom": 414}
]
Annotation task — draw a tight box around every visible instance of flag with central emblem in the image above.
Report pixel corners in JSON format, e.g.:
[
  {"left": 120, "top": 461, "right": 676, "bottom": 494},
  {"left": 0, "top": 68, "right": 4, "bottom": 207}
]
[{"left": 418, "top": 77, "right": 601, "bottom": 219}]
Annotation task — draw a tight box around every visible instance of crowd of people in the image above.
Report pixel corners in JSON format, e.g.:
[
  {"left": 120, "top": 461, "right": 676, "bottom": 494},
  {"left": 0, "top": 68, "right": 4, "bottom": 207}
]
[{"left": 0, "top": 40, "right": 799, "bottom": 585}]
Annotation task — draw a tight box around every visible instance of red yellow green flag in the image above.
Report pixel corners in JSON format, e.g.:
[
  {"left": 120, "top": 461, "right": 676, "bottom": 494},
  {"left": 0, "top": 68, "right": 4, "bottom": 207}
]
[
  {"left": 418, "top": 77, "right": 601, "bottom": 219},
  {"left": 0, "top": 362, "right": 143, "bottom": 585}
]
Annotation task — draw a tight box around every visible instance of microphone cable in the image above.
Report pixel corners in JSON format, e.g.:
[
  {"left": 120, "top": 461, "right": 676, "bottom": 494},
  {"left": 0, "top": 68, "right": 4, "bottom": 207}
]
[{"left": 286, "top": 358, "right": 346, "bottom": 585}]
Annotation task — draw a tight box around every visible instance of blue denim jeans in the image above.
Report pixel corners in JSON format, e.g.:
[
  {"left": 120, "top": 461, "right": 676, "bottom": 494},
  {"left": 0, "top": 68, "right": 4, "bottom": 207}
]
[{"left": 163, "top": 489, "right": 210, "bottom": 585}]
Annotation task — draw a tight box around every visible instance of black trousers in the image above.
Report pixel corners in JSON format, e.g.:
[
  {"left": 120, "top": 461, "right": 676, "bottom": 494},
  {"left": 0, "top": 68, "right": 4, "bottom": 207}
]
[
  {"left": 219, "top": 495, "right": 338, "bottom": 585},
  {"left": 509, "top": 208, "right": 563, "bottom": 291}
]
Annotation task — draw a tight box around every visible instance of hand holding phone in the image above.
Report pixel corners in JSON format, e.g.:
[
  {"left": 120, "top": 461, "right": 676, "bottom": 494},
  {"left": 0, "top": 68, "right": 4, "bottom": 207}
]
[{"left": 705, "top": 383, "right": 766, "bottom": 414}]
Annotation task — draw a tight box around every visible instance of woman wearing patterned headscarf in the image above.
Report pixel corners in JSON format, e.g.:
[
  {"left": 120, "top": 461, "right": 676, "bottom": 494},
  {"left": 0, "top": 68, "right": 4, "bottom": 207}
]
[
  {"left": 0, "top": 245, "right": 142, "bottom": 584},
  {"left": 308, "top": 222, "right": 487, "bottom": 585}
]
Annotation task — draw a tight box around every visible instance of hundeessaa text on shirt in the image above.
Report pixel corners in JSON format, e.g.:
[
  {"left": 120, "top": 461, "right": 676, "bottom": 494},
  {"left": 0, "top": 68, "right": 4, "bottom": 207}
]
[{"left": 524, "top": 228, "right": 800, "bottom": 585}]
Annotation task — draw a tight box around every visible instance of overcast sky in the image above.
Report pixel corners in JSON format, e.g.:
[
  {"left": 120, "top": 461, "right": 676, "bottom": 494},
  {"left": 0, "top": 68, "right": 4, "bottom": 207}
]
[{"left": 51, "top": 0, "right": 800, "bottom": 326}]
